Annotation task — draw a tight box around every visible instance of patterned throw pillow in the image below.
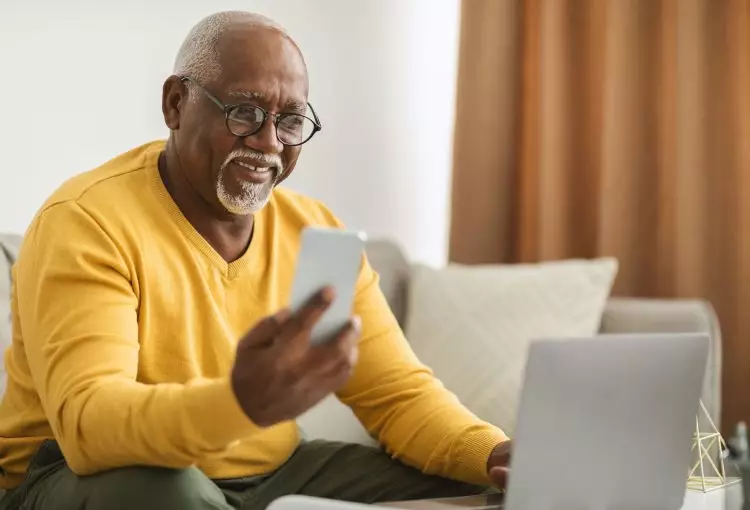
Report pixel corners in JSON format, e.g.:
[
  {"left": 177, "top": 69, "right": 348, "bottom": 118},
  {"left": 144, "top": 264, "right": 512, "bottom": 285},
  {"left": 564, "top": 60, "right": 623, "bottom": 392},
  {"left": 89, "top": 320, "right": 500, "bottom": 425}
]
[{"left": 404, "top": 258, "right": 618, "bottom": 436}]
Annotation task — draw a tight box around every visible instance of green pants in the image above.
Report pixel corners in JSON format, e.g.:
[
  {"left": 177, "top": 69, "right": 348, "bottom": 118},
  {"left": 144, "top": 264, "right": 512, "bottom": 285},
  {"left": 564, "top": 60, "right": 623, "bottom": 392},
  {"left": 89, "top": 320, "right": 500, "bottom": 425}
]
[{"left": 0, "top": 439, "right": 486, "bottom": 509}]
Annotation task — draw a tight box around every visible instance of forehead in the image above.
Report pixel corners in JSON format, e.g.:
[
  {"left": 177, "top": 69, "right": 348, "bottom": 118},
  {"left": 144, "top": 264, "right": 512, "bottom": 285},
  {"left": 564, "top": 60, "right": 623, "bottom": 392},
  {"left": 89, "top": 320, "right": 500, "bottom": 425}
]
[{"left": 214, "top": 25, "right": 308, "bottom": 107}]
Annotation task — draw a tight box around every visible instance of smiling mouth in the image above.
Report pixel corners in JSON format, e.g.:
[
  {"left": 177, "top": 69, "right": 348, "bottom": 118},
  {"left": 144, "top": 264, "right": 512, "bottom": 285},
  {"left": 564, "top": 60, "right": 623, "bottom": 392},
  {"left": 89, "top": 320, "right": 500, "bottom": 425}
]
[
  {"left": 230, "top": 160, "right": 277, "bottom": 183},
  {"left": 234, "top": 160, "right": 274, "bottom": 173}
]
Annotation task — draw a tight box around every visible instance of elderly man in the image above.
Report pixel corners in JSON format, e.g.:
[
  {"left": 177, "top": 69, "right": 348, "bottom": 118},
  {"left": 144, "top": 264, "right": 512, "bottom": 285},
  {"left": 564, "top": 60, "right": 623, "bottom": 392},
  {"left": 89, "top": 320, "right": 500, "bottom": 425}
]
[{"left": 0, "top": 11, "right": 510, "bottom": 510}]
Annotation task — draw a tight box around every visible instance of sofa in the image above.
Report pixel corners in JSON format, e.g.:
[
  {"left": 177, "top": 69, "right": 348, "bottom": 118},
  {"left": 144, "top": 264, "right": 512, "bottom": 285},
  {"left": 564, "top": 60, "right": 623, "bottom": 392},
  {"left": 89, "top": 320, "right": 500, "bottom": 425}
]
[
  {"left": 298, "top": 240, "right": 724, "bottom": 444},
  {"left": 0, "top": 233, "right": 724, "bottom": 476}
]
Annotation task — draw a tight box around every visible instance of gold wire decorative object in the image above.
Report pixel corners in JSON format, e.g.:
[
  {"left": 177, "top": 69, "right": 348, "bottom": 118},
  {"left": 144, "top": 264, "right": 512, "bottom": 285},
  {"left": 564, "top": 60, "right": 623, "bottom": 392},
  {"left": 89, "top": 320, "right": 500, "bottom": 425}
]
[{"left": 687, "top": 400, "right": 741, "bottom": 492}]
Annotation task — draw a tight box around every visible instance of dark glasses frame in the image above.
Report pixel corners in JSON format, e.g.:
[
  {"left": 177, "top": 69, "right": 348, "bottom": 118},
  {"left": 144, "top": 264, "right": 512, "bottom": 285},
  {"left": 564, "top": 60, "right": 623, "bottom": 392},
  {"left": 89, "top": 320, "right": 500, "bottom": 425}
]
[{"left": 180, "top": 76, "right": 322, "bottom": 147}]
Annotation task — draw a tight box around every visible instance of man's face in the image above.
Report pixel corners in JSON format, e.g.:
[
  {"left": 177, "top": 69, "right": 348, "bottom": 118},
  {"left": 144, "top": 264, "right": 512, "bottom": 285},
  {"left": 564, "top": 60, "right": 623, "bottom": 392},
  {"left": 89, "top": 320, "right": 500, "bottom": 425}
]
[{"left": 169, "top": 25, "right": 309, "bottom": 216}]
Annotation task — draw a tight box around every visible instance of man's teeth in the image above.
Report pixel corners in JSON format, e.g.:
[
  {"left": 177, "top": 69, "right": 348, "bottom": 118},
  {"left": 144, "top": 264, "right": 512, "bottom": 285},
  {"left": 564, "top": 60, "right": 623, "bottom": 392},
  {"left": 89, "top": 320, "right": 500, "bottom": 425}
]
[{"left": 235, "top": 161, "right": 271, "bottom": 172}]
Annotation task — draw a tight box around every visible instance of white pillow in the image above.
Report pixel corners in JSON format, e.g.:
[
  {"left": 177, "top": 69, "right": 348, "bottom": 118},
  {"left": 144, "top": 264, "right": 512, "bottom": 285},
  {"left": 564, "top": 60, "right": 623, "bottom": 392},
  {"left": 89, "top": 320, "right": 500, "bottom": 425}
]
[
  {"left": 296, "top": 394, "right": 378, "bottom": 446},
  {"left": 404, "top": 258, "right": 618, "bottom": 437}
]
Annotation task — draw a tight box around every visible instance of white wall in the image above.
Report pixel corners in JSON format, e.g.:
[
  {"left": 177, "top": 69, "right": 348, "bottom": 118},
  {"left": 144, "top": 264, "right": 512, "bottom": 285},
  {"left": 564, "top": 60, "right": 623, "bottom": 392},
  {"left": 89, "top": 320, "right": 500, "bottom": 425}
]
[{"left": 0, "top": 0, "right": 460, "bottom": 267}]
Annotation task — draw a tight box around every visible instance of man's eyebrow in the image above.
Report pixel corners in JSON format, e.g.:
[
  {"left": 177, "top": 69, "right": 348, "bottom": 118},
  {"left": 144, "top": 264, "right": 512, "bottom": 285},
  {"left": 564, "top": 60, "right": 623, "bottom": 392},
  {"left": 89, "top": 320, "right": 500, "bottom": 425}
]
[
  {"left": 226, "top": 89, "right": 307, "bottom": 113},
  {"left": 227, "top": 89, "right": 267, "bottom": 101},
  {"left": 285, "top": 100, "right": 307, "bottom": 113}
]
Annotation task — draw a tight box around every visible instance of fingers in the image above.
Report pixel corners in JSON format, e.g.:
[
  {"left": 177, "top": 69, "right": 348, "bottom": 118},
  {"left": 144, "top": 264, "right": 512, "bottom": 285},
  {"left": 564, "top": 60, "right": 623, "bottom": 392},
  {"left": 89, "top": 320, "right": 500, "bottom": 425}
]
[
  {"left": 489, "top": 466, "right": 510, "bottom": 490},
  {"left": 248, "top": 315, "right": 361, "bottom": 425},
  {"left": 488, "top": 440, "right": 512, "bottom": 490},
  {"left": 239, "top": 308, "right": 291, "bottom": 350},
  {"left": 243, "top": 286, "right": 333, "bottom": 353},
  {"left": 340, "top": 316, "right": 361, "bottom": 366},
  {"left": 488, "top": 440, "right": 512, "bottom": 468},
  {"left": 304, "top": 316, "right": 362, "bottom": 377},
  {"left": 269, "top": 291, "right": 361, "bottom": 395},
  {"left": 278, "top": 287, "right": 336, "bottom": 344}
]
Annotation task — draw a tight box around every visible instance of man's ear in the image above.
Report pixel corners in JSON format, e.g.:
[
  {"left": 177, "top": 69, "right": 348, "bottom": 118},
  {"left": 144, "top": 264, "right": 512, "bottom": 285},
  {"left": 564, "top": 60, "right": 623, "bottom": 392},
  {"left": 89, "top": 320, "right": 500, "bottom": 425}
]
[{"left": 162, "top": 75, "right": 186, "bottom": 130}]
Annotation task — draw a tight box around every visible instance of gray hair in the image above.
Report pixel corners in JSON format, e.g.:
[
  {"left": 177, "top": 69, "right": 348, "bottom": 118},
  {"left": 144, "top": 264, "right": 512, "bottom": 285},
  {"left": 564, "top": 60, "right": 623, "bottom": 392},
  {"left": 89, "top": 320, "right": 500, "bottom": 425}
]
[{"left": 173, "top": 11, "right": 288, "bottom": 86}]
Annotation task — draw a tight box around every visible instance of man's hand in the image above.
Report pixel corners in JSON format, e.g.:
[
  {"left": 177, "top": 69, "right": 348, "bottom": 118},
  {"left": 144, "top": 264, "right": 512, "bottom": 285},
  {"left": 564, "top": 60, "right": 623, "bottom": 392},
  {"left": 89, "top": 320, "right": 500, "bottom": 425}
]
[
  {"left": 487, "top": 440, "right": 512, "bottom": 489},
  {"left": 230, "top": 287, "right": 361, "bottom": 427}
]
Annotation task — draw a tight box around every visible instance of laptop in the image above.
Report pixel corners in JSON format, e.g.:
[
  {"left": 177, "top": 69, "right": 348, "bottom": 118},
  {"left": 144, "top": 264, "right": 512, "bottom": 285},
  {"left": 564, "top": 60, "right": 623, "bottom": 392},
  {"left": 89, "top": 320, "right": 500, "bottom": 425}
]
[{"left": 268, "top": 333, "right": 710, "bottom": 510}]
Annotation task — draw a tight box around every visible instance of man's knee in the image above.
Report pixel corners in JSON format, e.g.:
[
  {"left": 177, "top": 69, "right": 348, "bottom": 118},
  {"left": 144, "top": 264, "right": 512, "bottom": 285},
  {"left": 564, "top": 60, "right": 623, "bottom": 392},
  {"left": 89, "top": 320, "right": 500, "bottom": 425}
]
[
  {"left": 85, "top": 466, "right": 228, "bottom": 509},
  {"left": 27, "top": 465, "right": 230, "bottom": 510}
]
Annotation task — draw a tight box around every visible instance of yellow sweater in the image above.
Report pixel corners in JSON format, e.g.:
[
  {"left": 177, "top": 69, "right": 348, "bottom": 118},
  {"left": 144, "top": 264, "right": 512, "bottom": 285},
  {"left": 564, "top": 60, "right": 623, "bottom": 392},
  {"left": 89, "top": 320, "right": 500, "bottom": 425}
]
[{"left": 0, "top": 141, "right": 506, "bottom": 489}]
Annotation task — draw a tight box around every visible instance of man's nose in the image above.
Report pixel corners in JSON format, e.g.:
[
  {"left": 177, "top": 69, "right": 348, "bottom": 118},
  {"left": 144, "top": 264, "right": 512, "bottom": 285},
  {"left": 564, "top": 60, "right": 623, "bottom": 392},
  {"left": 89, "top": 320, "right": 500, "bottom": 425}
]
[{"left": 243, "top": 117, "right": 284, "bottom": 155}]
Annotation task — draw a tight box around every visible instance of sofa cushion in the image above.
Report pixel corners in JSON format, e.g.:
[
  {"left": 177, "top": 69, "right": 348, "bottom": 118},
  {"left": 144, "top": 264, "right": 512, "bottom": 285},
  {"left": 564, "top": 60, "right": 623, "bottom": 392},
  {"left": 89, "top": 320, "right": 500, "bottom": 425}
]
[
  {"left": 0, "top": 235, "right": 22, "bottom": 399},
  {"left": 403, "top": 258, "right": 618, "bottom": 437},
  {"left": 364, "top": 240, "right": 410, "bottom": 327}
]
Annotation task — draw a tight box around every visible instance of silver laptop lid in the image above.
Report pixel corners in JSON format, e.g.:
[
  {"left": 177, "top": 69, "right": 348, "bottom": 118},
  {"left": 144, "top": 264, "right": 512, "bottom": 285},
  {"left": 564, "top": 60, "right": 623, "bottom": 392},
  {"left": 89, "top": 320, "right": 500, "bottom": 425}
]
[{"left": 504, "top": 333, "right": 709, "bottom": 510}]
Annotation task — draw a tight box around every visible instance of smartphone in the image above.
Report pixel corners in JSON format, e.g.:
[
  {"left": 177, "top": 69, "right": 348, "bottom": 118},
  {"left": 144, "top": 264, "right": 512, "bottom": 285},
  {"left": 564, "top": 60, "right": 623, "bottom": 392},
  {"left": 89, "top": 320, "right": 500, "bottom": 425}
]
[{"left": 288, "top": 226, "right": 367, "bottom": 345}]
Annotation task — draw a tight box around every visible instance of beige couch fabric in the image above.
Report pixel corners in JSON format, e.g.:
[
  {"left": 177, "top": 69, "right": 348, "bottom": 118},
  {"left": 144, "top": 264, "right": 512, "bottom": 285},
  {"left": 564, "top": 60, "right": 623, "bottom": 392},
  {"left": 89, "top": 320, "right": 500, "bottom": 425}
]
[{"left": 0, "top": 235, "right": 21, "bottom": 398}]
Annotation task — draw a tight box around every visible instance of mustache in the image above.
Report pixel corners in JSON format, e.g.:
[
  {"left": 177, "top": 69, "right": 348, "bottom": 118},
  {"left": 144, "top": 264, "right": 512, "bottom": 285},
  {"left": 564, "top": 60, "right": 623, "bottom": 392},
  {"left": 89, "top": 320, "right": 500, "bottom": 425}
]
[{"left": 222, "top": 149, "right": 284, "bottom": 176}]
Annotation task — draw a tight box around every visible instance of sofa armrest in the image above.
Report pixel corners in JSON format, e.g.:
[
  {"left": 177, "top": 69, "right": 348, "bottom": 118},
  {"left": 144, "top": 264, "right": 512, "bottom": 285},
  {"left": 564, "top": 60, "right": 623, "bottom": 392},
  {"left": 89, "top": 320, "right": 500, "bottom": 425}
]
[
  {"left": 0, "top": 234, "right": 22, "bottom": 401},
  {"left": 600, "top": 297, "right": 722, "bottom": 429}
]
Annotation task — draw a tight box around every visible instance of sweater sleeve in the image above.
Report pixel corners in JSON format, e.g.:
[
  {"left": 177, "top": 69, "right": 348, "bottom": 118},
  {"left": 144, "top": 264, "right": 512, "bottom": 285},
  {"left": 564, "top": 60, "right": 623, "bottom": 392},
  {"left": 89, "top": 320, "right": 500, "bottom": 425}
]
[
  {"left": 336, "top": 258, "right": 509, "bottom": 486},
  {"left": 16, "top": 201, "right": 260, "bottom": 475}
]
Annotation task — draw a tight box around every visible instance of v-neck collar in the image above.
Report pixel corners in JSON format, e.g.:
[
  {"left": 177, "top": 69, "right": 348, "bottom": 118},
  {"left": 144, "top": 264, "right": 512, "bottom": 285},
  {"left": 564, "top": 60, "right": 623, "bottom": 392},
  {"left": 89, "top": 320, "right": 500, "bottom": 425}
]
[{"left": 145, "top": 148, "right": 268, "bottom": 280}]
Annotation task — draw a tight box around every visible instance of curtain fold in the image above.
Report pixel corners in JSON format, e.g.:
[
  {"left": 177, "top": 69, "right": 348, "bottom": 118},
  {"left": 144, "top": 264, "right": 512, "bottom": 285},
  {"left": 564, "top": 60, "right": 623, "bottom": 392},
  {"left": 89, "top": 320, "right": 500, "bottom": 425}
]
[{"left": 451, "top": 0, "right": 750, "bottom": 432}]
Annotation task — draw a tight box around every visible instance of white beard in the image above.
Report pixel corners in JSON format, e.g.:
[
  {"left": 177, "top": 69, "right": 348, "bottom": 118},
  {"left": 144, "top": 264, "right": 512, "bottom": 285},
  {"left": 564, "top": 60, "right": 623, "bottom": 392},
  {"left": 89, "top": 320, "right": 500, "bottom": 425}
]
[
  {"left": 216, "top": 167, "right": 275, "bottom": 215},
  {"left": 215, "top": 148, "right": 282, "bottom": 215}
]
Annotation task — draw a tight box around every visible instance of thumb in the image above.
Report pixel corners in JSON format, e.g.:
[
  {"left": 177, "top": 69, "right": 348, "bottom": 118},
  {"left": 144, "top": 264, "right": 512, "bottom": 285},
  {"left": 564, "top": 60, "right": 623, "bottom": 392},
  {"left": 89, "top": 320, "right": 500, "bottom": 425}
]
[
  {"left": 239, "top": 308, "right": 291, "bottom": 350},
  {"left": 489, "top": 466, "right": 510, "bottom": 490}
]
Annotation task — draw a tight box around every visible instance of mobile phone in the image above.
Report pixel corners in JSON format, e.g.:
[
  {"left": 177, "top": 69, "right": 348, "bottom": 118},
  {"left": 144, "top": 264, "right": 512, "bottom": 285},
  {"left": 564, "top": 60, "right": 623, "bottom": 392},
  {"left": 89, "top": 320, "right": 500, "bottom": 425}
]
[{"left": 288, "top": 226, "right": 367, "bottom": 345}]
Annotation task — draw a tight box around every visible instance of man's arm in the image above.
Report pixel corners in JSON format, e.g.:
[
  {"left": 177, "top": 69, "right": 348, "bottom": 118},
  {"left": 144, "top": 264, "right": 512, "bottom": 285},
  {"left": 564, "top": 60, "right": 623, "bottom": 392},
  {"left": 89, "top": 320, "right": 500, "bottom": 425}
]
[
  {"left": 17, "top": 201, "right": 259, "bottom": 475},
  {"left": 336, "top": 258, "right": 509, "bottom": 487}
]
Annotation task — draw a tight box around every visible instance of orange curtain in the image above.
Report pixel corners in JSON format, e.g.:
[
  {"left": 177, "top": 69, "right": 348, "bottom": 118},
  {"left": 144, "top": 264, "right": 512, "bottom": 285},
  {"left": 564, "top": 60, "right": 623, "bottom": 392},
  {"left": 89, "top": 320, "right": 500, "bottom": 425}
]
[{"left": 450, "top": 0, "right": 750, "bottom": 432}]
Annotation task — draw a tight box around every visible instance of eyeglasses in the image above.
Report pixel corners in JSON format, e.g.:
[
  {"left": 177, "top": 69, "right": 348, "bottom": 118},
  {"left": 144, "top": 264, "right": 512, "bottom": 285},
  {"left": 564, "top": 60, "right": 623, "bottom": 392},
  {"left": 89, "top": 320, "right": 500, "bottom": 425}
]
[{"left": 180, "top": 76, "right": 322, "bottom": 147}]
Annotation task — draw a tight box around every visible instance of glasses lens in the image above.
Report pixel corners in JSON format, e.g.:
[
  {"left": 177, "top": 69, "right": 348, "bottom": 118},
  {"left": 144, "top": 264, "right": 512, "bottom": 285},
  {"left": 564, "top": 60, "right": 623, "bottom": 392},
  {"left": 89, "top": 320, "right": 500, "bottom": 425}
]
[
  {"left": 277, "top": 114, "right": 316, "bottom": 145},
  {"left": 227, "top": 106, "right": 264, "bottom": 136}
]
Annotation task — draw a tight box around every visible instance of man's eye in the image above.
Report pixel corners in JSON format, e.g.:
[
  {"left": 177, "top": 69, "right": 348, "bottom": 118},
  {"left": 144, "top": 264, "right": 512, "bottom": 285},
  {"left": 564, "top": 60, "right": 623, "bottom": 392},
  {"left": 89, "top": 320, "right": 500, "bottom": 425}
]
[
  {"left": 280, "top": 116, "right": 304, "bottom": 131},
  {"left": 231, "top": 107, "right": 262, "bottom": 125}
]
